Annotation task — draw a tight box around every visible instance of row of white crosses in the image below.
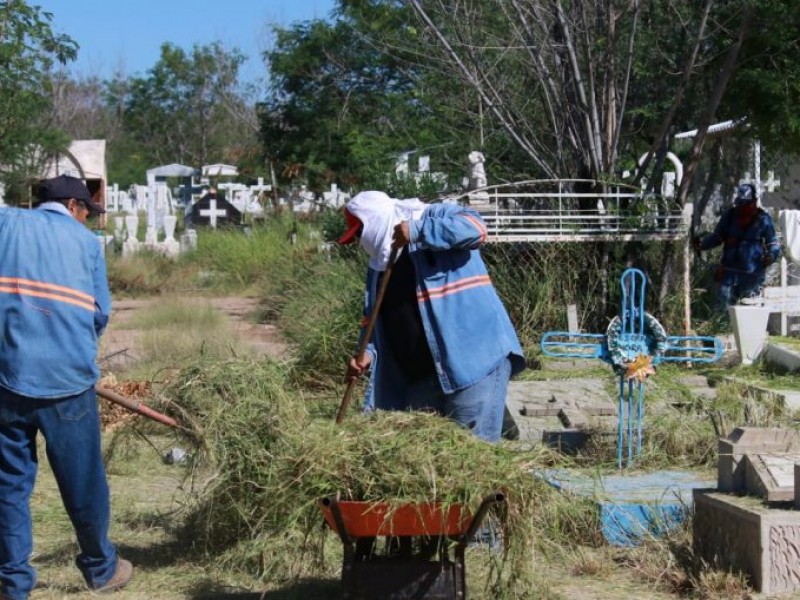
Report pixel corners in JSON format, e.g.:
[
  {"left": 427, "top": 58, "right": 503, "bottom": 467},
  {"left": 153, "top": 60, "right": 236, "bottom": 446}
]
[{"left": 105, "top": 177, "right": 273, "bottom": 217}]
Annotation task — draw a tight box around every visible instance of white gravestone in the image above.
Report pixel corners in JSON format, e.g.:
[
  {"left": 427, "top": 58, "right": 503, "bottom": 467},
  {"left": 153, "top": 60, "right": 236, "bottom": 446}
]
[
  {"left": 418, "top": 155, "right": 430, "bottom": 173},
  {"left": 161, "top": 215, "right": 180, "bottom": 257},
  {"left": 122, "top": 215, "right": 140, "bottom": 257},
  {"left": 180, "top": 229, "right": 197, "bottom": 253}
]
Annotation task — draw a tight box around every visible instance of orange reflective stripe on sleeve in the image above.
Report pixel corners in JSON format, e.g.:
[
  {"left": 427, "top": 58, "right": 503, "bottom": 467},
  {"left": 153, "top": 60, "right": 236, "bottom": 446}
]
[
  {"left": 417, "top": 275, "right": 492, "bottom": 302},
  {"left": 461, "top": 213, "right": 487, "bottom": 243},
  {"left": 0, "top": 277, "right": 95, "bottom": 312}
]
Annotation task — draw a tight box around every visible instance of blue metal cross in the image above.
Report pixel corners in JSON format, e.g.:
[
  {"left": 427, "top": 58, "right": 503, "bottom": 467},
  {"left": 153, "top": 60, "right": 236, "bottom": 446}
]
[{"left": 540, "top": 268, "right": 723, "bottom": 468}]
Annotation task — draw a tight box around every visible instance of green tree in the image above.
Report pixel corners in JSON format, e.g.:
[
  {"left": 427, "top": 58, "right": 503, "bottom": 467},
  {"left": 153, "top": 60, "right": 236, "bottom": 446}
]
[
  {"left": 0, "top": 0, "right": 77, "bottom": 197},
  {"left": 717, "top": 0, "right": 800, "bottom": 153},
  {"left": 261, "top": 15, "right": 469, "bottom": 194},
  {"left": 120, "top": 42, "right": 256, "bottom": 169}
]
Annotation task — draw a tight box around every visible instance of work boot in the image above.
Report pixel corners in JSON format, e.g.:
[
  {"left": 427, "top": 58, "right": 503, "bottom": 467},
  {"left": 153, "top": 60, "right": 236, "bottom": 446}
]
[{"left": 90, "top": 558, "right": 133, "bottom": 593}]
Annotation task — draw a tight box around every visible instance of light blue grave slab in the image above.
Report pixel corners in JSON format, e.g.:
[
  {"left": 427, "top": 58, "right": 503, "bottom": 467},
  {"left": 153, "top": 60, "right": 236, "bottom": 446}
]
[{"left": 540, "top": 469, "right": 715, "bottom": 546}]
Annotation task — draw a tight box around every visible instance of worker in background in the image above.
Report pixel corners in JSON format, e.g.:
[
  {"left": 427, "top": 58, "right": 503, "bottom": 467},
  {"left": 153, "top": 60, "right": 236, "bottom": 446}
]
[
  {"left": 339, "top": 191, "right": 525, "bottom": 442},
  {"left": 693, "top": 183, "right": 781, "bottom": 307},
  {"left": 0, "top": 175, "right": 132, "bottom": 600}
]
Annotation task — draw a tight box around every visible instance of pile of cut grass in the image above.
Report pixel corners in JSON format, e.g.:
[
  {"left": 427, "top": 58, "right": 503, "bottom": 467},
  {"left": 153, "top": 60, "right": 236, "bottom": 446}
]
[{"left": 162, "top": 357, "right": 597, "bottom": 598}]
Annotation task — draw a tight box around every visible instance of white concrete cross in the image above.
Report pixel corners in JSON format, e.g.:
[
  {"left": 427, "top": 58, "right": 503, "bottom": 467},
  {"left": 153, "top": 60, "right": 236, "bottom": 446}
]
[
  {"left": 199, "top": 199, "right": 227, "bottom": 229},
  {"left": 764, "top": 170, "right": 781, "bottom": 193},
  {"left": 740, "top": 140, "right": 781, "bottom": 201},
  {"left": 250, "top": 177, "right": 271, "bottom": 196}
]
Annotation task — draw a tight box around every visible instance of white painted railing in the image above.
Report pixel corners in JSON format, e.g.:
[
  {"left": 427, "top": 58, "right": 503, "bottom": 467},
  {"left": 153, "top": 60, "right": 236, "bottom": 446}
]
[{"left": 453, "top": 179, "right": 690, "bottom": 242}]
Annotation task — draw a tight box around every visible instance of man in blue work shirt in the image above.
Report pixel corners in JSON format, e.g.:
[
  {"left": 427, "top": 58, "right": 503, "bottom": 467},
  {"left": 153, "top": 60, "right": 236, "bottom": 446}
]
[
  {"left": 0, "top": 175, "right": 132, "bottom": 599},
  {"left": 694, "top": 183, "right": 782, "bottom": 307},
  {"left": 340, "top": 191, "right": 525, "bottom": 442}
]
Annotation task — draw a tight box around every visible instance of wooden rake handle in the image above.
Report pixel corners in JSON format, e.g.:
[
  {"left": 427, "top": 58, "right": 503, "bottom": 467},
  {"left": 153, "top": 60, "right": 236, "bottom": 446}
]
[
  {"left": 96, "top": 385, "right": 179, "bottom": 428},
  {"left": 335, "top": 246, "right": 400, "bottom": 424}
]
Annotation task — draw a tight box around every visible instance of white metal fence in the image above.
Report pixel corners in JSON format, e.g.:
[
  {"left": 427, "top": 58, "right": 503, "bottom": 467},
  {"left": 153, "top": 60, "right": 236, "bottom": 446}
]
[{"left": 451, "top": 179, "right": 690, "bottom": 243}]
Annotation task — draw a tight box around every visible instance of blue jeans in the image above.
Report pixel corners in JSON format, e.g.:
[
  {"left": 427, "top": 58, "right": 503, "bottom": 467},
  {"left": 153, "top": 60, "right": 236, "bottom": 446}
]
[
  {"left": 0, "top": 386, "right": 117, "bottom": 599},
  {"left": 406, "top": 357, "right": 512, "bottom": 442},
  {"left": 717, "top": 269, "right": 766, "bottom": 308}
]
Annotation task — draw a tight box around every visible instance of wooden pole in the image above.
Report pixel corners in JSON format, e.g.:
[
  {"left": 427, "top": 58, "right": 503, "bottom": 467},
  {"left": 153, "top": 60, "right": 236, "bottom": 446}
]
[{"left": 335, "top": 247, "right": 399, "bottom": 424}]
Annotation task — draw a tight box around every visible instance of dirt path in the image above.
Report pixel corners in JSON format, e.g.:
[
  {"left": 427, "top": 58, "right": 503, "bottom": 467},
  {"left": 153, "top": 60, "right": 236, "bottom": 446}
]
[{"left": 100, "top": 296, "right": 289, "bottom": 371}]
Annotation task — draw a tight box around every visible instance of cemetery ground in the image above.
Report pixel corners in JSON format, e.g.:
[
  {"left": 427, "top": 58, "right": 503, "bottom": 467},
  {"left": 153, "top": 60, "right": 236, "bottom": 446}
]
[
  {"left": 27, "top": 294, "right": 687, "bottom": 600},
  {"left": 20, "top": 220, "right": 800, "bottom": 599}
]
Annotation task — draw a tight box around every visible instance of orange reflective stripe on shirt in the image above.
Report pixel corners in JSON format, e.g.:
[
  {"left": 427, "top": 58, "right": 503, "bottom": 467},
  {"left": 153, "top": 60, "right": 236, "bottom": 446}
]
[
  {"left": 461, "top": 213, "right": 487, "bottom": 243},
  {"left": 0, "top": 277, "right": 95, "bottom": 312},
  {"left": 417, "top": 275, "right": 492, "bottom": 302}
]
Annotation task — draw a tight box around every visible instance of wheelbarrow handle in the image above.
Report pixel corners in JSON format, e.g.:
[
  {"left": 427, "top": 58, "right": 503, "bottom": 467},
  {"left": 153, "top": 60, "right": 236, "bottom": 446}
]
[
  {"left": 456, "top": 492, "right": 506, "bottom": 554},
  {"left": 335, "top": 246, "right": 400, "bottom": 424}
]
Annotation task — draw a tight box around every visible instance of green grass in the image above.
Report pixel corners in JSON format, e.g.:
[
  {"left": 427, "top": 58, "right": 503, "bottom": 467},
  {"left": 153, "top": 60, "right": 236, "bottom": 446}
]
[{"left": 106, "top": 297, "right": 248, "bottom": 382}]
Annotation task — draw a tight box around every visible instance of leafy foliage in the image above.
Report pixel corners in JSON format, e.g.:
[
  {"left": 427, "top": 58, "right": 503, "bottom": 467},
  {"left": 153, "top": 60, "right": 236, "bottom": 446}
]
[
  {"left": 117, "top": 42, "right": 257, "bottom": 169},
  {"left": 0, "top": 0, "right": 77, "bottom": 195}
]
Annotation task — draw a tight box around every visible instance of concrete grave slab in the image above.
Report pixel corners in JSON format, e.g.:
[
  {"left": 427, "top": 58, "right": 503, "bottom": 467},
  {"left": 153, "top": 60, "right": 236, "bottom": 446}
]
[
  {"left": 694, "top": 490, "right": 800, "bottom": 596},
  {"left": 744, "top": 453, "right": 800, "bottom": 502},
  {"left": 676, "top": 375, "right": 712, "bottom": 388},
  {"left": 674, "top": 374, "right": 718, "bottom": 403},
  {"left": 543, "top": 469, "right": 714, "bottom": 546},
  {"left": 505, "top": 379, "right": 617, "bottom": 449},
  {"left": 718, "top": 427, "right": 800, "bottom": 493}
]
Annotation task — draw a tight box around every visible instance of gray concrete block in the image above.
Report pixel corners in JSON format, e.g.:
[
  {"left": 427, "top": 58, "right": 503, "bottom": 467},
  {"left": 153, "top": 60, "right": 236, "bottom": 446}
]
[
  {"left": 764, "top": 343, "right": 800, "bottom": 372},
  {"left": 744, "top": 453, "right": 800, "bottom": 502},
  {"left": 718, "top": 427, "right": 800, "bottom": 493},
  {"left": 694, "top": 490, "right": 800, "bottom": 596}
]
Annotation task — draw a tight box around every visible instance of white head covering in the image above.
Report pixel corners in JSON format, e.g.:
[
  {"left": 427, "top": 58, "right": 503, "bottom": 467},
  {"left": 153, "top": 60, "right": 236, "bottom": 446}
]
[{"left": 345, "top": 191, "right": 426, "bottom": 271}]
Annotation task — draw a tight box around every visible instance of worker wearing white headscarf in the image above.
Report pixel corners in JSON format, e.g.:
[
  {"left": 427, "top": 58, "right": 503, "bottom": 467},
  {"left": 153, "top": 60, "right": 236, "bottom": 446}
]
[{"left": 339, "top": 191, "right": 525, "bottom": 442}]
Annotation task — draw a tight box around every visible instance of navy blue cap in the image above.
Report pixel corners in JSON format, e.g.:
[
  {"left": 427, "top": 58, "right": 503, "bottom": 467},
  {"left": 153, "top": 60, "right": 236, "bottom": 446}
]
[{"left": 38, "top": 174, "right": 105, "bottom": 214}]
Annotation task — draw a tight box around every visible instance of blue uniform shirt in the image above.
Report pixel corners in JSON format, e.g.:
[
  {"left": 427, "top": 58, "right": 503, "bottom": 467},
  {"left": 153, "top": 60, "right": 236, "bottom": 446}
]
[
  {"left": 0, "top": 203, "right": 111, "bottom": 398},
  {"left": 700, "top": 207, "right": 781, "bottom": 273},
  {"left": 359, "top": 203, "right": 525, "bottom": 409}
]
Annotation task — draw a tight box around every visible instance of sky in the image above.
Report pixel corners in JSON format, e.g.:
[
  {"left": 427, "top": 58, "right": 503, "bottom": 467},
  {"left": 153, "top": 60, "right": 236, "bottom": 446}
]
[{"left": 36, "top": 0, "right": 337, "bottom": 84}]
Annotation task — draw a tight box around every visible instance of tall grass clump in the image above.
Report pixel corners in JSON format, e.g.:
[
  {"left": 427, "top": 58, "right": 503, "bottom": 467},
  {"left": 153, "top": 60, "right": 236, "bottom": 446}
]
[
  {"left": 107, "top": 215, "right": 327, "bottom": 297},
  {"left": 483, "top": 242, "right": 608, "bottom": 345},
  {"left": 164, "top": 357, "right": 595, "bottom": 598},
  {"left": 276, "top": 250, "right": 366, "bottom": 388},
  {"left": 106, "top": 249, "right": 202, "bottom": 296},
  {"left": 193, "top": 222, "right": 293, "bottom": 291}
]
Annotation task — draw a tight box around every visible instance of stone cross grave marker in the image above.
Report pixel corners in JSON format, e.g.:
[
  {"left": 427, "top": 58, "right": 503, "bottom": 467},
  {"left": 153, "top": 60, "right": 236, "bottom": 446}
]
[{"left": 200, "top": 199, "right": 227, "bottom": 229}]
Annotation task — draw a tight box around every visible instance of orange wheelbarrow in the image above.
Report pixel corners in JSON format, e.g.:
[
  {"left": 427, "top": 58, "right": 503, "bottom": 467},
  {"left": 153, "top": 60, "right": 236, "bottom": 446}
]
[{"left": 320, "top": 492, "right": 505, "bottom": 600}]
